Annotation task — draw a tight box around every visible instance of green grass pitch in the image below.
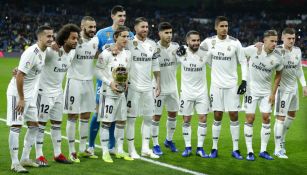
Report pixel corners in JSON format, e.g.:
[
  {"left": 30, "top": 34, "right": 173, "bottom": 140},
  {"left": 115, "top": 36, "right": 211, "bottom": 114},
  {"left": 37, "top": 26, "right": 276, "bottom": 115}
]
[{"left": 0, "top": 58, "right": 307, "bottom": 175}]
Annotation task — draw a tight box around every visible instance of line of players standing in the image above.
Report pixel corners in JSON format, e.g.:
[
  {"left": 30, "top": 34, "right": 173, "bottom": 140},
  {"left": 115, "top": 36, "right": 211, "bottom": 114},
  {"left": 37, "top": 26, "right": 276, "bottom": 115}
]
[{"left": 6, "top": 5, "right": 307, "bottom": 173}]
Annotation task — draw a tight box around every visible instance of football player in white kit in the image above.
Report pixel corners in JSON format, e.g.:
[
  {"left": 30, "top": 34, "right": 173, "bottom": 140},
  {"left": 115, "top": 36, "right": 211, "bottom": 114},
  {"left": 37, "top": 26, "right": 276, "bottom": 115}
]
[
  {"left": 63, "top": 16, "right": 99, "bottom": 162},
  {"left": 243, "top": 30, "right": 283, "bottom": 161},
  {"left": 151, "top": 22, "right": 180, "bottom": 155},
  {"left": 176, "top": 31, "right": 211, "bottom": 158},
  {"left": 34, "top": 24, "right": 80, "bottom": 166},
  {"left": 95, "top": 26, "right": 134, "bottom": 163},
  {"left": 126, "top": 17, "right": 161, "bottom": 159},
  {"left": 6, "top": 25, "right": 53, "bottom": 173},
  {"left": 273, "top": 28, "right": 307, "bottom": 158},
  {"left": 200, "top": 16, "right": 247, "bottom": 160}
]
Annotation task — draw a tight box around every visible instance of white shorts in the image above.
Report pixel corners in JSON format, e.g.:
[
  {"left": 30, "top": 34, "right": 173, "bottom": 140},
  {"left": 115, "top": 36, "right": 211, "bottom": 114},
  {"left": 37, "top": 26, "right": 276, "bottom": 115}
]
[
  {"left": 98, "top": 94, "right": 127, "bottom": 122},
  {"left": 127, "top": 87, "right": 155, "bottom": 117},
  {"left": 7, "top": 95, "right": 38, "bottom": 126},
  {"left": 243, "top": 94, "right": 272, "bottom": 114},
  {"left": 63, "top": 78, "right": 96, "bottom": 114},
  {"left": 210, "top": 85, "right": 241, "bottom": 112},
  {"left": 154, "top": 92, "right": 179, "bottom": 115},
  {"left": 178, "top": 93, "right": 210, "bottom": 116},
  {"left": 36, "top": 93, "right": 63, "bottom": 122},
  {"left": 274, "top": 88, "right": 299, "bottom": 116}
]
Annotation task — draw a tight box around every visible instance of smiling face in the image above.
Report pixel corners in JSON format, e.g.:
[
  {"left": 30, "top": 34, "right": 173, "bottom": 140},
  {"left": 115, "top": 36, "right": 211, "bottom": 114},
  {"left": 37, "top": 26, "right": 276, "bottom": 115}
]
[
  {"left": 187, "top": 34, "right": 200, "bottom": 52},
  {"left": 282, "top": 33, "right": 295, "bottom": 49},
  {"left": 38, "top": 29, "right": 54, "bottom": 48},
  {"left": 135, "top": 21, "right": 149, "bottom": 39}
]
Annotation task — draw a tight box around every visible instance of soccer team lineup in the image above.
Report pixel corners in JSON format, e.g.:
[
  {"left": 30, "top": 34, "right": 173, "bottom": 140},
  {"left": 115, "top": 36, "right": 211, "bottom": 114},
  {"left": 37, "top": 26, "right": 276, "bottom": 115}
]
[{"left": 5, "top": 4, "right": 307, "bottom": 174}]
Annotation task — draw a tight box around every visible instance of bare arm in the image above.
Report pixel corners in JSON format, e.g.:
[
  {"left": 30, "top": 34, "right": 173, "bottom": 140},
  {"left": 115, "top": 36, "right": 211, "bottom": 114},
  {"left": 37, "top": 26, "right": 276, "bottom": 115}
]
[
  {"left": 16, "top": 71, "right": 25, "bottom": 113},
  {"left": 153, "top": 71, "right": 161, "bottom": 97},
  {"left": 269, "top": 70, "right": 282, "bottom": 105}
]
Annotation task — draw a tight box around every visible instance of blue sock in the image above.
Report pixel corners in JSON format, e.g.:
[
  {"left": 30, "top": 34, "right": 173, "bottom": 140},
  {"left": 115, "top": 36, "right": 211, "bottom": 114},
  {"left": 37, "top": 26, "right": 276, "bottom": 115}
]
[
  {"left": 89, "top": 113, "right": 100, "bottom": 148},
  {"left": 108, "top": 122, "right": 116, "bottom": 149}
]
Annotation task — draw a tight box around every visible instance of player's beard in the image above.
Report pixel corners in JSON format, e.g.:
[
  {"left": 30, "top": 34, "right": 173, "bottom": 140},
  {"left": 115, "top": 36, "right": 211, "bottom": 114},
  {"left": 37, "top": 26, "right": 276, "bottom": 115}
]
[
  {"left": 83, "top": 28, "right": 95, "bottom": 38},
  {"left": 189, "top": 44, "right": 199, "bottom": 52}
]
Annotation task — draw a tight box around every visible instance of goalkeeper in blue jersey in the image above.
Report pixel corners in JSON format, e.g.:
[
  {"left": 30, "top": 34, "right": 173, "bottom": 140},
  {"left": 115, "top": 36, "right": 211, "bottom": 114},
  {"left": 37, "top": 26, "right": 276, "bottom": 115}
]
[{"left": 87, "top": 5, "right": 134, "bottom": 155}]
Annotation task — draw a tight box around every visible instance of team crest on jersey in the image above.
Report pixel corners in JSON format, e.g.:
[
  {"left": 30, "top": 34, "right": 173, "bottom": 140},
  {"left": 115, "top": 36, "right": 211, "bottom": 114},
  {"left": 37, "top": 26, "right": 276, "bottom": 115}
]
[
  {"left": 38, "top": 54, "right": 42, "bottom": 61},
  {"left": 133, "top": 41, "right": 138, "bottom": 50},
  {"left": 295, "top": 55, "right": 298, "bottom": 60},
  {"left": 106, "top": 32, "right": 111, "bottom": 40},
  {"left": 281, "top": 49, "right": 285, "bottom": 56},
  {"left": 211, "top": 40, "right": 216, "bottom": 49},
  {"left": 227, "top": 46, "right": 231, "bottom": 51},
  {"left": 26, "top": 61, "right": 31, "bottom": 68},
  {"left": 270, "top": 60, "right": 274, "bottom": 65},
  {"left": 156, "top": 48, "right": 161, "bottom": 53},
  {"left": 93, "top": 43, "right": 96, "bottom": 49}
]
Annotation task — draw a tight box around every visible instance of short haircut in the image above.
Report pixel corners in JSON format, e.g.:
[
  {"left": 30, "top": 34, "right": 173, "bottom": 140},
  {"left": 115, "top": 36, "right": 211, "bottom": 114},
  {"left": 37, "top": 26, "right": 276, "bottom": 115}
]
[
  {"left": 113, "top": 26, "right": 130, "bottom": 41},
  {"left": 111, "top": 5, "right": 125, "bottom": 15},
  {"left": 36, "top": 25, "right": 53, "bottom": 37},
  {"left": 215, "top": 16, "right": 228, "bottom": 26},
  {"left": 134, "top": 17, "right": 148, "bottom": 26},
  {"left": 186, "top": 30, "right": 200, "bottom": 39},
  {"left": 158, "top": 22, "right": 172, "bottom": 32},
  {"left": 56, "top": 24, "right": 80, "bottom": 46},
  {"left": 263, "top": 30, "right": 278, "bottom": 38},
  {"left": 81, "top": 16, "right": 95, "bottom": 24},
  {"left": 282, "top": 27, "right": 296, "bottom": 35}
]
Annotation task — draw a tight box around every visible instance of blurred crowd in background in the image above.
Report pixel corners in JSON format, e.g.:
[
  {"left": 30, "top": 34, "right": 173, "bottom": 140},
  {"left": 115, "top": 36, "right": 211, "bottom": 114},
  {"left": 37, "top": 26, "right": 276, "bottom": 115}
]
[{"left": 1, "top": 1, "right": 306, "bottom": 58}]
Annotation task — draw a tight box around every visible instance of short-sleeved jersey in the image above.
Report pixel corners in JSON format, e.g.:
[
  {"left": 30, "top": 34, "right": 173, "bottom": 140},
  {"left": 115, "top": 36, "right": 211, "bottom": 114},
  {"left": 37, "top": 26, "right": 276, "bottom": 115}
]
[
  {"left": 127, "top": 37, "right": 160, "bottom": 92},
  {"left": 201, "top": 35, "right": 247, "bottom": 88},
  {"left": 177, "top": 47, "right": 209, "bottom": 99},
  {"left": 96, "top": 48, "right": 131, "bottom": 97},
  {"left": 38, "top": 47, "right": 75, "bottom": 97},
  {"left": 244, "top": 45, "right": 283, "bottom": 96},
  {"left": 276, "top": 45, "right": 306, "bottom": 91},
  {"left": 96, "top": 26, "right": 134, "bottom": 51},
  {"left": 66, "top": 36, "right": 99, "bottom": 80},
  {"left": 152, "top": 41, "right": 179, "bottom": 94},
  {"left": 7, "top": 44, "right": 46, "bottom": 98}
]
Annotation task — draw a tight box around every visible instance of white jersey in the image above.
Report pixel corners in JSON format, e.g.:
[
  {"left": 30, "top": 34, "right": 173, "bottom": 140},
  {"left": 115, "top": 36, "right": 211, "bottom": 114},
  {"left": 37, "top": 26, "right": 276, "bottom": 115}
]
[
  {"left": 244, "top": 45, "right": 283, "bottom": 96},
  {"left": 177, "top": 47, "right": 209, "bottom": 99},
  {"left": 96, "top": 47, "right": 131, "bottom": 97},
  {"left": 7, "top": 44, "right": 46, "bottom": 98},
  {"left": 67, "top": 36, "right": 98, "bottom": 80},
  {"left": 276, "top": 45, "right": 306, "bottom": 91},
  {"left": 201, "top": 35, "right": 247, "bottom": 88},
  {"left": 127, "top": 37, "right": 160, "bottom": 92},
  {"left": 38, "top": 47, "right": 75, "bottom": 97},
  {"left": 153, "top": 41, "right": 179, "bottom": 94}
]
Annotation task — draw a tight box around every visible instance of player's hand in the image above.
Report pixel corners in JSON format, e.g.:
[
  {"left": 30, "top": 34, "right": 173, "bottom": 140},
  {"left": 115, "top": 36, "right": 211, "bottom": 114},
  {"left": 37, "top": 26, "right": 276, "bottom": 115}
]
[
  {"left": 110, "top": 81, "right": 120, "bottom": 94},
  {"left": 254, "top": 42, "right": 263, "bottom": 49},
  {"left": 237, "top": 80, "right": 247, "bottom": 95},
  {"left": 15, "top": 99, "right": 25, "bottom": 114},
  {"left": 268, "top": 94, "right": 275, "bottom": 106},
  {"left": 51, "top": 42, "right": 60, "bottom": 51},
  {"left": 155, "top": 84, "right": 161, "bottom": 97},
  {"left": 176, "top": 45, "right": 186, "bottom": 56},
  {"left": 303, "top": 86, "right": 307, "bottom": 97},
  {"left": 12, "top": 67, "right": 18, "bottom": 77}
]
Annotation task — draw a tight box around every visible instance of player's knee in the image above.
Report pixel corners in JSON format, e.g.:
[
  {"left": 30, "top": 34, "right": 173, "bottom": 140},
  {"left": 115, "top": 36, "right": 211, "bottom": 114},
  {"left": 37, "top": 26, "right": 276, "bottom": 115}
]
[
  {"left": 198, "top": 114, "right": 207, "bottom": 123},
  {"left": 262, "top": 115, "right": 270, "bottom": 124},
  {"left": 50, "top": 120, "right": 61, "bottom": 125},
  {"left": 153, "top": 115, "right": 161, "bottom": 121},
  {"left": 168, "top": 111, "right": 177, "bottom": 118},
  {"left": 276, "top": 116, "right": 285, "bottom": 121},
  {"left": 38, "top": 121, "right": 47, "bottom": 126},
  {"left": 80, "top": 112, "right": 91, "bottom": 120},
  {"left": 27, "top": 121, "right": 39, "bottom": 127},
  {"left": 245, "top": 115, "right": 255, "bottom": 124},
  {"left": 214, "top": 111, "right": 223, "bottom": 120},
  {"left": 183, "top": 116, "right": 192, "bottom": 123}
]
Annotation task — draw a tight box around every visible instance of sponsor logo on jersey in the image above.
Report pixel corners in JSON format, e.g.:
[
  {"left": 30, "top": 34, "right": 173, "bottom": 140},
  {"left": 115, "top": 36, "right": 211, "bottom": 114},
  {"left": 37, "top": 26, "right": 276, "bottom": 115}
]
[
  {"left": 211, "top": 40, "right": 216, "bottom": 49},
  {"left": 227, "top": 46, "right": 231, "bottom": 51}
]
